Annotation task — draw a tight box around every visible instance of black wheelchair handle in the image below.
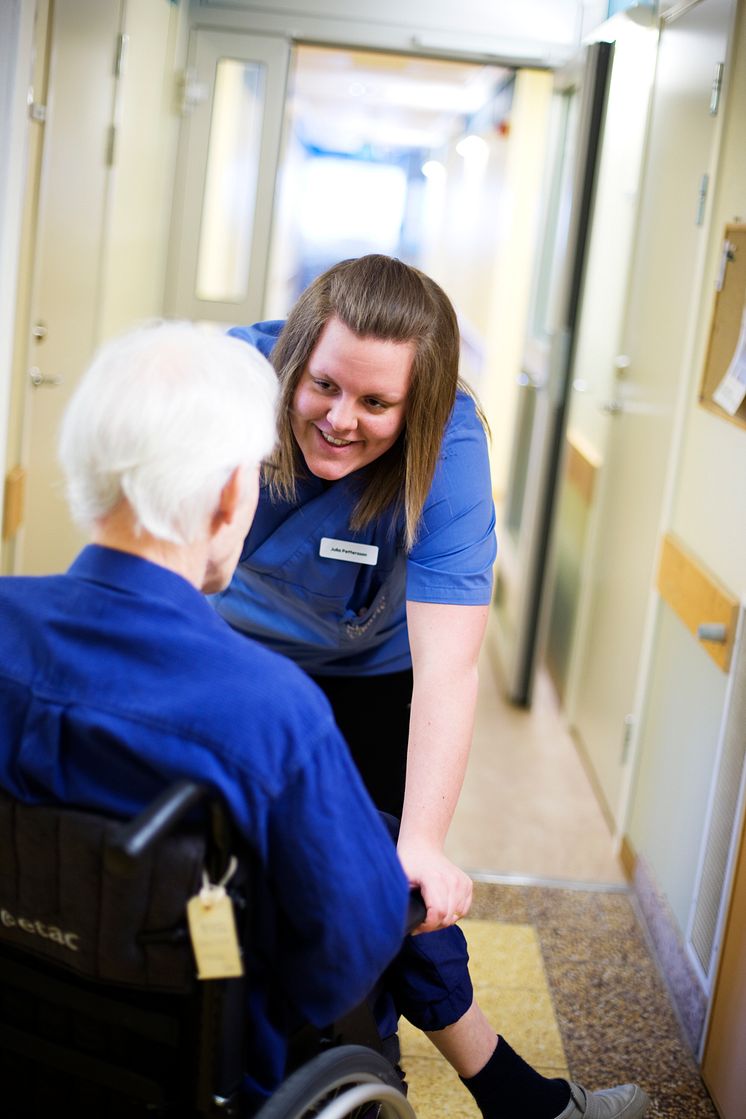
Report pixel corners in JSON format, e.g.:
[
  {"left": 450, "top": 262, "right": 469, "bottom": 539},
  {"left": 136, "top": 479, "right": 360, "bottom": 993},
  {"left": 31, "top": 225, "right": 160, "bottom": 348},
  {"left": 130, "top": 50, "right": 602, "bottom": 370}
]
[
  {"left": 109, "top": 779, "right": 210, "bottom": 862},
  {"left": 406, "top": 888, "right": 427, "bottom": 932}
]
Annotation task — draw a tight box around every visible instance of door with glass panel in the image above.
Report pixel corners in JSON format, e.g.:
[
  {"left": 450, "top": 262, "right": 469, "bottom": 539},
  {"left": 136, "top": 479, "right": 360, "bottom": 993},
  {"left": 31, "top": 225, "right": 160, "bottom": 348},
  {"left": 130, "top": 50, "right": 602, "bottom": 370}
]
[
  {"left": 167, "top": 30, "right": 289, "bottom": 325},
  {"left": 492, "top": 41, "right": 612, "bottom": 705}
]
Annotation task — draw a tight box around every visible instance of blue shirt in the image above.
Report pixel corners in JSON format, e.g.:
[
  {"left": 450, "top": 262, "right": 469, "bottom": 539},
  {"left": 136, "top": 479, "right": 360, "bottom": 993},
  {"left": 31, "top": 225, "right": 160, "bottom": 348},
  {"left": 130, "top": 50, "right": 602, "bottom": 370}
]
[
  {"left": 216, "top": 320, "right": 497, "bottom": 674},
  {"left": 0, "top": 545, "right": 409, "bottom": 1102}
]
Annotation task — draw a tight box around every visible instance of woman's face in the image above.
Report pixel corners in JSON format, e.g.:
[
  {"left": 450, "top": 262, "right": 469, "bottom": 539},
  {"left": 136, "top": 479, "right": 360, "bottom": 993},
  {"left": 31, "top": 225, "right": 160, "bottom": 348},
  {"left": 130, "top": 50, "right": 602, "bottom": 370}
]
[{"left": 290, "top": 316, "right": 414, "bottom": 482}]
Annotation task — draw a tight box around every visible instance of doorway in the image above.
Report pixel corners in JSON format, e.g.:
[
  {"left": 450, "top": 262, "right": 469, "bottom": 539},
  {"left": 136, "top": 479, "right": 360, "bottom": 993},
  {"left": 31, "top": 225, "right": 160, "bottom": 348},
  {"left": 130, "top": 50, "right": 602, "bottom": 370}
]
[
  {"left": 264, "top": 45, "right": 510, "bottom": 317},
  {"left": 268, "top": 46, "right": 556, "bottom": 496}
]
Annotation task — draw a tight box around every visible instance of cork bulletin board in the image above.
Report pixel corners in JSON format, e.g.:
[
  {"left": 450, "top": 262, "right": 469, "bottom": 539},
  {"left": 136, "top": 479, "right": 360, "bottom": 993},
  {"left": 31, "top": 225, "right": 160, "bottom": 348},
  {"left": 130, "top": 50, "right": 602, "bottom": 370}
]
[{"left": 699, "top": 222, "right": 746, "bottom": 431}]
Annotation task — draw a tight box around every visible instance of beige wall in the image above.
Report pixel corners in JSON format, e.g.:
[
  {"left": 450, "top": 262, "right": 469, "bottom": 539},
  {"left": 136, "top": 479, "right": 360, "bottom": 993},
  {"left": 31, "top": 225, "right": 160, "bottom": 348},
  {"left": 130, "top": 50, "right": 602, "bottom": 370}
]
[{"left": 421, "top": 69, "right": 553, "bottom": 498}]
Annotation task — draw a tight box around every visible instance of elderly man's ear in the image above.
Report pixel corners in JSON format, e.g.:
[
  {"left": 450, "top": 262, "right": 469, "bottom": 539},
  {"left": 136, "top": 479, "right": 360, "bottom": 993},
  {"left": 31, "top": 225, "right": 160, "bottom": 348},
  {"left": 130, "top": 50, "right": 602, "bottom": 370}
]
[
  {"left": 210, "top": 467, "right": 244, "bottom": 533},
  {"left": 203, "top": 465, "right": 261, "bottom": 595}
]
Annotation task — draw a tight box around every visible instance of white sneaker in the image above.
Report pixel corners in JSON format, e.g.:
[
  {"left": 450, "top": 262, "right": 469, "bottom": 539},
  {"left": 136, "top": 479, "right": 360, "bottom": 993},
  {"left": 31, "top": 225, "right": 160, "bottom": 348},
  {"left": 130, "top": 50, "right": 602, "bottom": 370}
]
[{"left": 555, "top": 1081, "right": 650, "bottom": 1118}]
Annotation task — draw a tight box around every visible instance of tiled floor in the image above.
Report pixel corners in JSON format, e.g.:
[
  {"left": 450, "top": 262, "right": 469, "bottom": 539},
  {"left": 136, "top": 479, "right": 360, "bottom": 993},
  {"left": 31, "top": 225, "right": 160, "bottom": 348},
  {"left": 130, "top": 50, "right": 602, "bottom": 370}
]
[{"left": 408, "top": 636, "right": 720, "bottom": 1118}]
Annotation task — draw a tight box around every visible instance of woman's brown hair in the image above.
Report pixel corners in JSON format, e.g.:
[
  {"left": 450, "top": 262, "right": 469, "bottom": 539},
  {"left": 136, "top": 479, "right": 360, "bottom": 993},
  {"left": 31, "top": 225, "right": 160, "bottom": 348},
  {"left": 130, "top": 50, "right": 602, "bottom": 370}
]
[{"left": 267, "top": 254, "right": 467, "bottom": 551}]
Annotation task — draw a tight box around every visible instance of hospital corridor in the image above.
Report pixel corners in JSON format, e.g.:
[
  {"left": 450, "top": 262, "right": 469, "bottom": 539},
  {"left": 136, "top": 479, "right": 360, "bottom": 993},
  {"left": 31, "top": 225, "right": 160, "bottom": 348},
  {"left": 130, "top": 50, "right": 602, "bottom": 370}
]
[{"left": 2, "top": 1, "right": 746, "bottom": 1117}]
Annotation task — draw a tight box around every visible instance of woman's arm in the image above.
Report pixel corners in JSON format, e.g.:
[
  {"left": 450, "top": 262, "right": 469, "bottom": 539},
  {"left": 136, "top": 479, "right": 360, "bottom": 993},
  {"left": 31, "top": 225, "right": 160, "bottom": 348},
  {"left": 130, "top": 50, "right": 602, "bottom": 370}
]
[{"left": 397, "top": 599, "right": 489, "bottom": 933}]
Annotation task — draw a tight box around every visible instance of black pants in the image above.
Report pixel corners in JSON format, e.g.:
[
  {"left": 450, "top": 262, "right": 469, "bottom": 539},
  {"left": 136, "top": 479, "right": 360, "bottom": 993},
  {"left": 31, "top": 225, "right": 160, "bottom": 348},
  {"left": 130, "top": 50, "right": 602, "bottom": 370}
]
[
  {"left": 310, "top": 667, "right": 473, "bottom": 1036},
  {"left": 310, "top": 670, "right": 413, "bottom": 819}
]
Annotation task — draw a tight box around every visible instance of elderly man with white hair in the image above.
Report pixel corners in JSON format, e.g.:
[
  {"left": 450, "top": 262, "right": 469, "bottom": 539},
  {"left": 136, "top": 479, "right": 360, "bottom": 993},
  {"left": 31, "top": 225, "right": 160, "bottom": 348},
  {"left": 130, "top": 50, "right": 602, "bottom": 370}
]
[{"left": 0, "top": 321, "right": 409, "bottom": 1108}]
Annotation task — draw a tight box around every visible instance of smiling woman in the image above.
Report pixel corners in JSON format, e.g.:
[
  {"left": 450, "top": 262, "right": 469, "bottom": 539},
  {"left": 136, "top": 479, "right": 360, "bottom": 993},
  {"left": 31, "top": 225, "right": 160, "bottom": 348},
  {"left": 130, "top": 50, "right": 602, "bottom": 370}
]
[
  {"left": 254, "top": 254, "right": 463, "bottom": 551},
  {"left": 290, "top": 316, "right": 414, "bottom": 480}
]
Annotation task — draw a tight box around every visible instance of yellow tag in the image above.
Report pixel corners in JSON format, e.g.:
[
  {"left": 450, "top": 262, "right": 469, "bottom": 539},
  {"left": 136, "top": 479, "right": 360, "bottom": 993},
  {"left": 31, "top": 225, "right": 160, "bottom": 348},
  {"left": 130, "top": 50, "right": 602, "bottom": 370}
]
[{"left": 186, "top": 884, "right": 244, "bottom": 979}]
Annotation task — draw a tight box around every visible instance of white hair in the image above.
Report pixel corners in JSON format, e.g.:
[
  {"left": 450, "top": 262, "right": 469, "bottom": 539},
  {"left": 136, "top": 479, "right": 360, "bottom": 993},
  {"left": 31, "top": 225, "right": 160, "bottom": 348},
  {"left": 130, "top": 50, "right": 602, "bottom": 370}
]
[{"left": 58, "top": 320, "right": 278, "bottom": 545}]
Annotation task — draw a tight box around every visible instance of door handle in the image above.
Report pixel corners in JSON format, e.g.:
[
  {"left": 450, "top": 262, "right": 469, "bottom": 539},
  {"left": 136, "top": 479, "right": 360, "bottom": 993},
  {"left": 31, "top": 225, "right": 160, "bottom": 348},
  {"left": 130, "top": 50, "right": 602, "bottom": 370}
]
[
  {"left": 697, "top": 623, "right": 727, "bottom": 644},
  {"left": 29, "top": 367, "right": 63, "bottom": 388}
]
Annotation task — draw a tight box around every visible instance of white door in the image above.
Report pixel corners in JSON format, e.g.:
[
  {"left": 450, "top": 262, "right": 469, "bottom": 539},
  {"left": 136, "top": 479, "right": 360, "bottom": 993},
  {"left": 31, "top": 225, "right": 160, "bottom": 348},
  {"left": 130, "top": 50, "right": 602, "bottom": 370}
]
[
  {"left": 566, "top": 0, "right": 735, "bottom": 824},
  {"left": 166, "top": 29, "right": 289, "bottom": 326},
  {"left": 15, "top": 0, "right": 185, "bottom": 577},
  {"left": 19, "top": 0, "right": 123, "bottom": 575}
]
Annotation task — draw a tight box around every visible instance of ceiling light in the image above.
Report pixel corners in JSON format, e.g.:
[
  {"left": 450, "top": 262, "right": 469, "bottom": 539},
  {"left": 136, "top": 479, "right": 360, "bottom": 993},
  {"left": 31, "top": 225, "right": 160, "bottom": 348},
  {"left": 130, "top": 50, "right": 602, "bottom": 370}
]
[
  {"left": 456, "top": 134, "right": 489, "bottom": 161},
  {"left": 421, "top": 160, "right": 446, "bottom": 180}
]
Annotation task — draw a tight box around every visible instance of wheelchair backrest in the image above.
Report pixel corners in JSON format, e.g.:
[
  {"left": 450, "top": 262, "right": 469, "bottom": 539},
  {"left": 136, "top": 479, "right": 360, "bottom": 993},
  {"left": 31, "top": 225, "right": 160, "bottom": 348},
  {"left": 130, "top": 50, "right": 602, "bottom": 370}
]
[
  {"left": 0, "top": 791, "right": 206, "bottom": 990},
  {"left": 0, "top": 782, "right": 250, "bottom": 1118}
]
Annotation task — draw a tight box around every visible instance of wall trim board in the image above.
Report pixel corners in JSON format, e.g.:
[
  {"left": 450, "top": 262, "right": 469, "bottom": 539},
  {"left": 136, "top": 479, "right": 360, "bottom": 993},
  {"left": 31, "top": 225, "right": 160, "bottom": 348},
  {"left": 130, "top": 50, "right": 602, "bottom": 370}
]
[
  {"left": 2, "top": 466, "right": 25, "bottom": 541},
  {"left": 564, "top": 431, "right": 601, "bottom": 507},
  {"left": 619, "top": 834, "right": 637, "bottom": 883},
  {"left": 656, "top": 532, "right": 739, "bottom": 673}
]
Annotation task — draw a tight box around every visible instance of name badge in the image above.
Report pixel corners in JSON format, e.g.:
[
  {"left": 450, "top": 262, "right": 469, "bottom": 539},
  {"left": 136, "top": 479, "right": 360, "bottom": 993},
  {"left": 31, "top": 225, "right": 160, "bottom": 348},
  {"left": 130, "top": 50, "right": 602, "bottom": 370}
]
[{"left": 320, "top": 537, "right": 379, "bottom": 566}]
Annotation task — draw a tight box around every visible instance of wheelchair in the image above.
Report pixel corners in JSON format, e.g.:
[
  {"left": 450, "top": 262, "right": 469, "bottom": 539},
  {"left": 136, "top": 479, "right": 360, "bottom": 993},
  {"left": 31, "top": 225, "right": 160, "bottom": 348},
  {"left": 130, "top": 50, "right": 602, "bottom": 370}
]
[{"left": 0, "top": 780, "right": 422, "bottom": 1119}]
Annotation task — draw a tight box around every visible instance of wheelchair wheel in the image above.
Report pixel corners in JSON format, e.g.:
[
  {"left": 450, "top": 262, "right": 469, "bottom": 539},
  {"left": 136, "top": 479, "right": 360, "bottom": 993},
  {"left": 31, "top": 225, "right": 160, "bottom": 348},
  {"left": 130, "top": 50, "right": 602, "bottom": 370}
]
[{"left": 254, "top": 1044, "right": 417, "bottom": 1119}]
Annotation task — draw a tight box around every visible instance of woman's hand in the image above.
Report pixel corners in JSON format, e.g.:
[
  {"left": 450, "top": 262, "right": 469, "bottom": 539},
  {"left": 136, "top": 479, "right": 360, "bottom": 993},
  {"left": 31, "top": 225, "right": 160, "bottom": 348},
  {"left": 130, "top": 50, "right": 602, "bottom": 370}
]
[
  {"left": 397, "top": 833, "right": 473, "bottom": 934},
  {"left": 397, "top": 600, "right": 487, "bottom": 934}
]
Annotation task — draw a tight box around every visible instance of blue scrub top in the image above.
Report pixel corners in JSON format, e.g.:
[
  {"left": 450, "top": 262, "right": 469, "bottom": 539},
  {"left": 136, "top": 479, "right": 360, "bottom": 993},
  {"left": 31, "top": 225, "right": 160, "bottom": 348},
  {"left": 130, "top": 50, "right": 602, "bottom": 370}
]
[{"left": 214, "top": 321, "right": 497, "bottom": 675}]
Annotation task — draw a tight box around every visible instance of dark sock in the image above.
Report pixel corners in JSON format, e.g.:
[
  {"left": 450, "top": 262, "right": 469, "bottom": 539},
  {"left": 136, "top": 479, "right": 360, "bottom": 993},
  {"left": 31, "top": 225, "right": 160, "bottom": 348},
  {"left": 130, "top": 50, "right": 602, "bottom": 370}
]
[{"left": 460, "top": 1035, "right": 571, "bottom": 1119}]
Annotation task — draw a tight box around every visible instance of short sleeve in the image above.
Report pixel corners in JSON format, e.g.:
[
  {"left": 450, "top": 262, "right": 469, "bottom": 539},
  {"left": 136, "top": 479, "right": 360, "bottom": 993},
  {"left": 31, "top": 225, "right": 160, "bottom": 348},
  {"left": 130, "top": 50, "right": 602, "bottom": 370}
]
[{"left": 406, "top": 393, "right": 497, "bottom": 605}]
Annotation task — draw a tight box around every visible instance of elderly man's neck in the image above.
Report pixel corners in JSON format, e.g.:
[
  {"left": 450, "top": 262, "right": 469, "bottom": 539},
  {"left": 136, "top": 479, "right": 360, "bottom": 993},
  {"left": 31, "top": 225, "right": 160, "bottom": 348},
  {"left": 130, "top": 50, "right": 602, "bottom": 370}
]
[{"left": 91, "top": 501, "right": 208, "bottom": 590}]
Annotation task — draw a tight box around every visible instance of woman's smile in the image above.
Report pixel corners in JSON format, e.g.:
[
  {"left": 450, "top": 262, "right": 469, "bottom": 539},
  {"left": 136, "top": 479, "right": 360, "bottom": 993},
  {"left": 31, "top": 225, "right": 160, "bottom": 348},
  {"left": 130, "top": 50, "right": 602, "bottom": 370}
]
[
  {"left": 290, "top": 316, "right": 414, "bottom": 481},
  {"left": 318, "top": 429, "right": 355, "bottom": 448}
]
